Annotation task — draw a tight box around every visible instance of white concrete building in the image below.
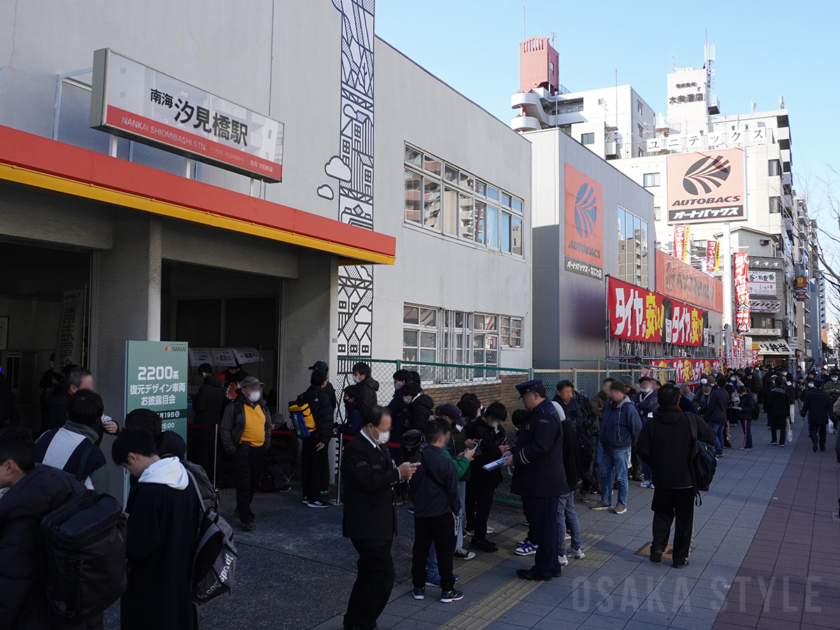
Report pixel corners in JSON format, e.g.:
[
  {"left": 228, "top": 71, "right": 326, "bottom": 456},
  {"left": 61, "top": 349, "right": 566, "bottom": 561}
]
[
  {"left": 510, "top": 38, "right": 656, "bottom": 161},
  {"left": 0, "top": 1, "right": 531, "bottom": 498}
]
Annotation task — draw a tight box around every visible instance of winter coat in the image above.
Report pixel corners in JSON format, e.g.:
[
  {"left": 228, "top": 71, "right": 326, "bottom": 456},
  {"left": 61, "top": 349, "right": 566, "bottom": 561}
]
[
  {"left": 633, "top": 390, "right": 659, "bottom": 422},
  {"left": 340, "top": 432, "right": 400, "bottom": 540},
  {"left": 706, "top": 388, "right": 730, "bottom": 425},
  {"left": 802, "top": 388, "right": 831, "bottom": 425},
  {"left": 600, "top": 396, "right": 642, "bottom": 450},
  {"left": 590, "top": 391, "right": 609, "bottom": 423},
  {"left": 122, "top": 458, "right": 201, "bottom": 630},
  {"left": 219, "top": 394, "right": 272, "bottom": 454},
  {"left": 357, "top": 376, "right": 380, "bottom": 414},
  {"left": 409, "top": 445, "right": 460, "bottom": 517},
  {"left": 192, "top": 374, "right": 225, "bottom": 426},
  {"left": 636, "top": 407, "right": 715, "bottom": 489},
  {"left": 35, "top": 421, "right": 109, "bottom": 495},
  {"left": 340, "top": 401, "right": 365, "bottom": 437},
  {"left": 0, "top": 466, "right": 96, "bottom": 630},
  {"left": 510, "top": 398, "right": 569, "bottom": 498},
  {"left": 764, "top": 387, "right": 789, "bottom": 430},
  {"left": 738, "top": 393, "right": 756, "bottom": 420},
  {"left": 679, "top": 396, "right": 698, "bottom": 415},
  {"left": 465, "top": 419, "right": 503, "bottom": 488},
  {"left": 403, "top": 394, "right": 434, "bottom": 432}
]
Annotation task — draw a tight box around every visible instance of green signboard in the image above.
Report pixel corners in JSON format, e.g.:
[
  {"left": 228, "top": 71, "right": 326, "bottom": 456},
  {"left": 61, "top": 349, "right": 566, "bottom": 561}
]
[{"left": 125, "top": 341, "right": 189, "bottom": 444}]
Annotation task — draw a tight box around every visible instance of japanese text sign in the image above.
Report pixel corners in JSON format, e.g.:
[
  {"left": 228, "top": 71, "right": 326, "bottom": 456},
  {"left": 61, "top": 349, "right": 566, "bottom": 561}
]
[
  {"left": 90, "top": 49, "right": 284, "bottom": 182},
  {"left": 564, "top": 163, "right": 604, "bottom": 280},
  {"left": 125, "top": 341, "right": 189, "bottom": 443},
  {"left": 666, "top": 148, "right": 746, "bottom": 223},
  {"left": 706, "top": 240, "right": 720, "bottom": 273},
  {"left": 608, "top": 277, "right": 707, "bottom": 347},
  {"left": 734, "top": 252, "right": 750, "bottom": 333},
  {"left": 655, "top": 250, "right": 723, "bottom": 313}
]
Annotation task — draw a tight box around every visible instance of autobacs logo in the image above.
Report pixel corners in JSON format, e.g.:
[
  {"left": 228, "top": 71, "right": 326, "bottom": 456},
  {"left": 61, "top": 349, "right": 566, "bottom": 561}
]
[
  {"left": 574, "top": 183, "right": 598, "bottom": 238},
  {"left": 682, "top": 155, "right": 730, "bottom": 195}
]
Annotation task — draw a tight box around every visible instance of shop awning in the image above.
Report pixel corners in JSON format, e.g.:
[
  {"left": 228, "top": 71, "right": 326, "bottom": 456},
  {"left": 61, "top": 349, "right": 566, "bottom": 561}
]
[
  {"left": 0, "top": 126, "right": 395, "bottom": 266},
  {"left": 757, "top": 341, "right": 793, "bottom": 355}
]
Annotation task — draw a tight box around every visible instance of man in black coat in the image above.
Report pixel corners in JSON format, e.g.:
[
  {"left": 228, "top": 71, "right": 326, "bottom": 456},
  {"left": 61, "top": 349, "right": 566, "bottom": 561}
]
[
  {"left": 0, "top": 427, "right": 102, "bottom": 630},
  {"left": 113, "top": 428, "right": 201, "bottom": 630},
  {"left": 802, "top": 378, "right": 831, "bottom": 452},
  {"left": 636, "top": 384, "right": 715, "bottom": 568},
  {"left": 341, "top": 406, "right": 418, "bottom": 630},
  {"left": 298, "top": 370, "right": 335, "bottom": 508},
  {"left": 503, "top": 380, "right": 567, "bottom": 581},
  {"left": 308, "top": 360, "right": 338, "bottom": 410},
  {"left": 189, "top": 363, "right": 225, "bottom": 480},
  {"left": 352, "top": 362, "right": 380, "bottom": 414}
]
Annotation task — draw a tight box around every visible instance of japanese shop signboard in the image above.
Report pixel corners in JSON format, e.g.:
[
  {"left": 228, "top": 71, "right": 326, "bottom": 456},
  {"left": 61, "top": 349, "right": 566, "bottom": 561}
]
[
  {"left": 54, "top": 289, "right": 86, "bottom": 370},
  {"left": 673, "top": 226, "right": 686, "bottom": 262},
  {"left": 608, "top": 277, "right": 707, "bottom": 347},
  {"left": 749, "top": 299, "right": 780, "bottom": 313},
  {"left": 564, "top": 164, "right": 604, "bottom": 280},
  {"left": 648, "top": 358, "right": 722, "bottom": 383},
  {"left": 90, "top": 49, "right": 284, "bottom": 182},
  {"left": 748, "top": 270, "right": 776, "bottom": 296},
  {"left": 706, "top": 240, "right": 720, "bottom": 273},
  {"left": 734, "top": 252, "right": 750, "bottom": 333},
  {"left": 125, "top": 341, "right": 189, "bottom": 444},
  {"left": 794, "top": 276, "right": 809, "bottom": 301},
  {"left": 666, "top": 148, "right": 746, "bottom": 223},
  {"left": 655, "top": 250, "right": 723, "bottom": 313}
]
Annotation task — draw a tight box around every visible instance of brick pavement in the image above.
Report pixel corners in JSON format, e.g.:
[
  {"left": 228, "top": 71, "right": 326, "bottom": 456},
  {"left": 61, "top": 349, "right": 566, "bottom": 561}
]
[{"left": 313, "top": 413, "right": 840, "bottom": 630}]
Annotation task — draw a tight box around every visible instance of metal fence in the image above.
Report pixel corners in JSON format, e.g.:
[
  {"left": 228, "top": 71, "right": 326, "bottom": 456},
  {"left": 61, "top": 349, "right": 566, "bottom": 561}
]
[{"left": 333, "top": 357, "right": 677, "bottom": 507}]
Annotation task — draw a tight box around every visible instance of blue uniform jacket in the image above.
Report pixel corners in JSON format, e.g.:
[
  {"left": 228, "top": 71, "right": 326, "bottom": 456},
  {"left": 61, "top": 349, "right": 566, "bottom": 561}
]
[
  {"left": 802, "top": 388, "right": 831, "bottom": 425},
  {"left": 510, "top": 398, "right": 569, "bottom": 498},
  {"left": 599, "top": 396, "right": 642, "bottom": 450}
]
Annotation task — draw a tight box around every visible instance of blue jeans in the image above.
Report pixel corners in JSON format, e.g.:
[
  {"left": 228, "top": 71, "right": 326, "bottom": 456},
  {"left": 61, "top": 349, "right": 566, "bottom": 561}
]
[
  {"left": 709, "top": 422, "right": 725, "bottom": 455},
  {"left": 557, "top": 492, "right": 581, "bottom": 555},
  {"left": 639, "top": 459, "right": 652, "bottom": 482},
  {"left": 593, "top": 440, "right": 603, "bottom": 485},
  {"left": 599, "top": 447, "right": 629, "bottom": 507}
]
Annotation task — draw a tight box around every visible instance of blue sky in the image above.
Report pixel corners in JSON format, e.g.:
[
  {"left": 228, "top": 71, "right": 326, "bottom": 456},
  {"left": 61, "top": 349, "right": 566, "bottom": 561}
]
[{"left": 377, "top": 0, "right": 839, "bottom": 234}]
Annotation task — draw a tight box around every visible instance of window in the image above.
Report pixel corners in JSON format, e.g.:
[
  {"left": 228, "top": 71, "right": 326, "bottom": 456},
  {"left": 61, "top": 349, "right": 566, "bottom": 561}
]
[
  {"left": 473, "top": 314, "right": 499, "bottom": 367},
  {"left": 637, "top": 123, "right": 644, "bottom": 138},
  {"left": 643, "top": 172, "right": 660, "bottom": 188},
  {"left": 769, "top": 196, "right": 781, "bottom": 214},
  {"left": 403, "top": 305, "right": 438, "bottom": 365},
  {"left": 403, "top": 144, "right": 524, "bottom": 257},
  {"left": 501, "top": 316, "right": 523, "bottom": 348},
  {"left": 637, "top": 100, "right": 643, "bottom": 114},
  {"left": 768, "top": 159, "right": 781, "bottom": 176},
  {"left": 501, "top": 213, "right": 512, "bottom": 252},
  {"left": 617, "top": 206, "right": 648, "bottom": 288},
  {"left": 654, "top": 206, "right": 661, "bottom": 221},
  {"left": 581, "top": 132, "right": 595, "bottom": 145}
]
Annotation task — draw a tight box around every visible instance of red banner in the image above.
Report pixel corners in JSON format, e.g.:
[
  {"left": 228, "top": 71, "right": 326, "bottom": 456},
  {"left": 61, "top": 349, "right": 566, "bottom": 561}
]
[
  {"left": 674, "top": 226, "right": 686, "bottom": 260},
  {"left": 706, "top": 240, "right": 719, "bottom": 273},
  {"left": 734, "top": 252, "right": 750, "bottom": 333},
  {"left": 649, "top": 358, "right": 723, "bottom": 383},
  {"left": 608, "top": 277, "right": 707, "bottom": 347},
  {"left": 655, "top": 250, "right": 723, "bottom": 312}
]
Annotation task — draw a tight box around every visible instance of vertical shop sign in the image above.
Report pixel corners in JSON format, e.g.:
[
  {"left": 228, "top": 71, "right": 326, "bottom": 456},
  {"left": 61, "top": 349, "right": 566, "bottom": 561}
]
[
  {"left": 564, "top": 163, "right": 604, "bottom": 279},
  {"left": 54, "top": 289, "right": 86, "bottom": 370},
  {"left": 734, "top": 252, "right": 750, "bottom": 333}
]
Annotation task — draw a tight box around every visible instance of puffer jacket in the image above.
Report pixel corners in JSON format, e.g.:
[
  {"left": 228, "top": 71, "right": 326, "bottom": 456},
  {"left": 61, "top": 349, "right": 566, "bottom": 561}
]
[
  {"left": 0, "top": 466, "right": 96, "bottom": 630},
  {"left": 600, "top": 396, "right": 642, "bottom": 450},
  {"left": 220, "top": 393, "right": 273, "bottom": 453},
  {"left": 403, "top": 394, "right": 434, "bottom": 432}
]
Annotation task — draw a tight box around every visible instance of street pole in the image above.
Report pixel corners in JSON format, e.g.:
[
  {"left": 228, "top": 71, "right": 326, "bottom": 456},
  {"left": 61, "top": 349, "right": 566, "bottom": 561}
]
[{"left": 722, "top": 221, "right": 733, "bottom": 369}]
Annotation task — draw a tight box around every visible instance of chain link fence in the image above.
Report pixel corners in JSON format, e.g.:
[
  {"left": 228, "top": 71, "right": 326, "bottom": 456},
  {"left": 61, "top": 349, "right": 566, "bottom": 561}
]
[{"left": 333, "top": 357, "right": 675, "bottom": 507}]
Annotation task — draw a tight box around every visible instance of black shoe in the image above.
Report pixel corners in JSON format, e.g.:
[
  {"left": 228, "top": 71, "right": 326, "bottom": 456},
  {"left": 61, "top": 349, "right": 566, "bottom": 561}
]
[
  {"left": 724, "top": 441, "right": 732, "bottom": 449},
  {"left": 278, "top": 485, "right": 292, "bottom": 493},
  {"left": 241, "top": 521, "right": 253, "bottom": 532},
  {"left": 440, "top": 589, "right": 464, "bottom": 603},
  {"left": 820, "top": 447, "right": 826, "bottom": 452},
  {"left": 516, "top": 569, "right": 551, "bottom": 581},
  {"left": 464, "top": 524, "right": 475, "bottom": 534},
  {"left": 471, "top": 539, "right": 499, "bottom": 553},
  {"left": 551, "top": 569, "right": 562, "bottom": 578},
  {"left": 650, "top": 548, "right": 663, "bottom": 563},
  {"left": 813, "top": 440, "right": 818, "bottom": 452},
  {"left": 673, "top": 559, "right": 689, "bottom": 569}
]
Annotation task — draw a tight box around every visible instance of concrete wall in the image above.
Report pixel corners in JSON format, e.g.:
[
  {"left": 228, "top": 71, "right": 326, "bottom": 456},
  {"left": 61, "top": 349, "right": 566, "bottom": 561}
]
[
  {"left": 527, "top": 127, "right": 655, "bottom": 363},
  {"left": 373, "top": 40, "right": 533, "bottom": 369}
]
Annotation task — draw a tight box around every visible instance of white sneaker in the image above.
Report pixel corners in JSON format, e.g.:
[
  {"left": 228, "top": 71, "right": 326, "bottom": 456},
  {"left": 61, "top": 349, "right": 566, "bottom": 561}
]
[
  {"left": 565, "top": 532, "right": 571, "bottom": 540},
  {"left": 639, "top": 480, "right": 652, "bottom": 488},
  {"left": 486, "top": 527, "right": 495, "bottom": 534},
  {"left": 557, "top": 554, "right": 569, "bottom": 566},
  {"left": 567, "top": 547, "right": 585, "bottom": 559}
]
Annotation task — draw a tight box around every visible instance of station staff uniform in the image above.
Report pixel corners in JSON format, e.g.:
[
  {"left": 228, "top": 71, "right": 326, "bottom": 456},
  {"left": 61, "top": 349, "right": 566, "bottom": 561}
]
[{"left": 509, "top": 380, "right": 569, "bottom": 580}]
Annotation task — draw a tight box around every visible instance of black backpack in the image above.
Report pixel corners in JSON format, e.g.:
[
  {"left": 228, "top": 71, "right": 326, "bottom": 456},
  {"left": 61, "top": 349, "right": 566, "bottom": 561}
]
[
  {"left": 41, "top": 492, "right": 126, "bottom": 621},
  {"left": 686, "top": 413, "right": 717, "bottom": 501}
]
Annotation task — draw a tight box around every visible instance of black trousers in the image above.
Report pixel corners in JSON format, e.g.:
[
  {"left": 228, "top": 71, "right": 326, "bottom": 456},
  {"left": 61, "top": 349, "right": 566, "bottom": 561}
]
[
  {"left": 412, "top": 513, "right": 457, "bottom": 592},
  {"left": 471, "top": 485, "right": 495, "bottom": 541},
  {"left": 523, "top": 495, "right": 561, "bottom": 578},
  {"left": 651, "top": 488, "right": 695, "bottom": 562},
  {"left": 233, "top": 443, "right": 264, "bottom": 523},
  {"left": 344, "top": 538, "right": 395, "bottom": 630},
  {"left": 301, "top": 436, "right": 330, "bottom": 501},
  {"left": 809, "top": 424, "right": 827, "bottom": 450},
  {"left": 187, "top": 427, "right": 217, "bottom": 482}
]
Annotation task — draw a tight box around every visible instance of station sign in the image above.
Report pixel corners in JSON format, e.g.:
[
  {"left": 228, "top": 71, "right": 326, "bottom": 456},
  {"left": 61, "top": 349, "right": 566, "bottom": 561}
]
[{"left": 90, "top": 49, "right": 284, "bottom": 182}]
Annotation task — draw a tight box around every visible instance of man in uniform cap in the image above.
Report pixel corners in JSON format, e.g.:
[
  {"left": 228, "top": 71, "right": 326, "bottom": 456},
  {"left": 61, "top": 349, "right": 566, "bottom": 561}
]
[{"left": 503, "top": 380, "right": 568, "bottom": 581}]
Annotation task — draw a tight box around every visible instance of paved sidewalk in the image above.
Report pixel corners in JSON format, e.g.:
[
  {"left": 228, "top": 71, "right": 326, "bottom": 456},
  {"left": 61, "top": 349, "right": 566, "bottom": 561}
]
[{"left": 312, "top": 414, "right": 839, "bottom": 630}]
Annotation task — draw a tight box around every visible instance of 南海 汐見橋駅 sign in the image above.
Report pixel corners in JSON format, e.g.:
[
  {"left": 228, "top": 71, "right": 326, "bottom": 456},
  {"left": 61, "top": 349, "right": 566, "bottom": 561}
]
[{"left": 90, "top": 49, "right": 284, "bottom": 182}]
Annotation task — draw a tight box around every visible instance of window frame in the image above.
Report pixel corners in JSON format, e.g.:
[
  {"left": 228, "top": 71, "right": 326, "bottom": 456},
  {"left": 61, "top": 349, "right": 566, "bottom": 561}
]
[
  {"left": 643, "top": 172, "right": 660, "bottom": 188},
  {"left": 581, "top": 132, "right": 595, "bottom": 145}
]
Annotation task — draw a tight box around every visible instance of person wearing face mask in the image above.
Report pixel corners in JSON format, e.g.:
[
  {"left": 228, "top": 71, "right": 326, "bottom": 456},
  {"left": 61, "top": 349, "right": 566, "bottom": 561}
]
[
  {"left": 295, "top": 370, "right": 335, "bottom": 508},
  {"left": 189, "top": 363, "right": 225, "bottom": 479},
  {"left": 802, "top": 378, "right": 831, "bottom": 453},
  {"left": 464, "top": 403, "right": 509, "bottom": 553},
  {"left": 764, "top": 377, "right": 790, "bottom": 446},
  {"left": 341, "top": 406, "right": 419, "bottom": 630},
  {"left": 632, "top": 377, "right": 659, "bottom": 483},
  {"left": 220, "top": 375, "right": 271, "bottom": 530},
  {"left": 822, "top": 371, "right": 840, "bottom": 425},
  {"left": 351, "top": 362, "right": 380, "bottom": 414},
  {"left": 400, "top": 381, "right": 435, "bottom": 432}
]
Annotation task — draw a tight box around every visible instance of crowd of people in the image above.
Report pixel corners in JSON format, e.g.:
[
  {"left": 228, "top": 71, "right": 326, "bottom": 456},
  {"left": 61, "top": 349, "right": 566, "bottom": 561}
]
[{"left": 1, "top": 356, "right": 837, "bottom": 630}]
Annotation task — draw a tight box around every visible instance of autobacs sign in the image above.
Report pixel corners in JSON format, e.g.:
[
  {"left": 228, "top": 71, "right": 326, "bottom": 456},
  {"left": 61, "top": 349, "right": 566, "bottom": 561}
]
[{"left": 667, "top": 148, "right": 746, "bottom": 223}]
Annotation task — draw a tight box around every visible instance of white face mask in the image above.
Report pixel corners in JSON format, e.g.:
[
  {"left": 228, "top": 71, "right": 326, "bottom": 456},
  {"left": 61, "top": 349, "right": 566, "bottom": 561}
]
[
  {"left": 786, "top": 381, "right": 792, "bottom": 386},
  {"left": 730, "top": 377, "right": 736, "bottom": 382},
  {"left": 395, "top": 382, "right": 402, "bottom": 390},
  {"left": 404, "top": 396, "right": 412, "bottom": 404},
  {"left": 832, "top": 377, "right": 838, "bottom": 382},
  {"left": 808, "top": 383, "right": 815, "bottom": 388},
  {"left": 490, "top": 421, "right": 500, "bottom": 430},
  {"left": 373, "top": 427, "right": 390, "bottom": 445},
  {"left": 352, "top": 375, "right": 360, "bottom": 384},
  {"left": 248, "top": 390, "right": 261, "bottom": 402},
  {"left": 641, "top": 387, "right": 652, "bottom": 394}
]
